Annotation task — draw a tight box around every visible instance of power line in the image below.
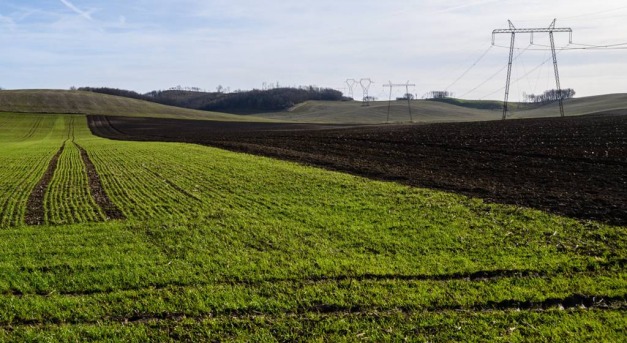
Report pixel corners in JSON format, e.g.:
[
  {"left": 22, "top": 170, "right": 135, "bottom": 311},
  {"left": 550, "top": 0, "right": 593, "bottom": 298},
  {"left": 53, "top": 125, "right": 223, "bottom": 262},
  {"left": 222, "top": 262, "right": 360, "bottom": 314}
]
[
  {"left": 492, "top": 42, "right": 627, "bottom": 51},
  {"left": 444, "top": 45, "right": 493, "bottom": 91},
  {"left": 479, "top": 49, "right": 563, "bottom": 100},
  {"left": 459, "top": 43, "right": 532, "bottom": 99}
]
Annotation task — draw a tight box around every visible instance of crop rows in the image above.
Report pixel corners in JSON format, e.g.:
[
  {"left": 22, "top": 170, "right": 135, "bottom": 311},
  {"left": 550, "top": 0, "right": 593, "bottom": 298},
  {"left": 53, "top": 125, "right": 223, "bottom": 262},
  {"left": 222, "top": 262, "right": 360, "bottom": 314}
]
[
  {"left": 0, "top": 114, "right": 70, "bottom": 227},
  {"left": 0, "top": 113, "right": 625, "bottom": 340},
  {"left": 0, "top": 114, "right": 120, "bottom": 226},
  {"left": 44, "top": 142, "right": 104, "bottom": 224}
]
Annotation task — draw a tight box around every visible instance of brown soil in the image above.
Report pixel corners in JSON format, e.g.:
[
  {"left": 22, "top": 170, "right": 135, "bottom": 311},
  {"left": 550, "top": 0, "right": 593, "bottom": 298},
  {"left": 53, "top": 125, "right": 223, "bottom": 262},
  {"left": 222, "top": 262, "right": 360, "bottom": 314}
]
[
  {"left": 87, "top": 114, "right": 627, "bottom": 226},
  {"left": 25, "top": 142, "right": 65, "bottom": 225},
  {"left": 75, "top": 142, "right": 125, "bottom": 220}
]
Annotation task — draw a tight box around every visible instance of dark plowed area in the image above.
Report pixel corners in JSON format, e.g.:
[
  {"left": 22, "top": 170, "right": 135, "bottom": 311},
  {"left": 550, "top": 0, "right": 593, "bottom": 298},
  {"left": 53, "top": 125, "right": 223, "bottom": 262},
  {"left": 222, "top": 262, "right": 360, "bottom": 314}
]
[
  {"left": 75, "top": 143, "right": 125, "bottom": 220},
  {"left": 88, "top": 114, "right": 627, "bottom": 226},
  {"left": 25, "top": 142, "right": 65, "bottom": 225}
]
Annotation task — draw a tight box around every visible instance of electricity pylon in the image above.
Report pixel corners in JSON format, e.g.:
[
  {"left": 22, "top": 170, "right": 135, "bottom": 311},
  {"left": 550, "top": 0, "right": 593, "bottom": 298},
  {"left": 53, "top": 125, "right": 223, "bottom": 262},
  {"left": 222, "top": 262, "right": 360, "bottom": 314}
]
[
  {"left": 360, "top": 78, "right": 373, "bottom": 106},
  {"left": 383, "top": 81, "right": 416, "bottom": 123},
  {"left": 492, "top": 19, "right": 572, "bottom": 119},
  {"left": 345, "top": 79, "right": 357, "bottom": 99}
]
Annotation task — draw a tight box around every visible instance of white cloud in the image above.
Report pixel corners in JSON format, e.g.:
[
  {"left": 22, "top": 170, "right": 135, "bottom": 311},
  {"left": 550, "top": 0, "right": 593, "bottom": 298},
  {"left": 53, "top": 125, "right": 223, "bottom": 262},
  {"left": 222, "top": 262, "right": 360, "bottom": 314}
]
[{"left": 0, "top": 0, "right": 625, "bottom": 97}]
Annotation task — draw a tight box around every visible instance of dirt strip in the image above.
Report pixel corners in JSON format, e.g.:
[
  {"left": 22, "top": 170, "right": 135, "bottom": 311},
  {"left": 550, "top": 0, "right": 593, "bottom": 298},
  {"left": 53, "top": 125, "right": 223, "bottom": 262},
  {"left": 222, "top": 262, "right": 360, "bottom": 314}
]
[
  {"left": 74, "top": 143, "right": 125, "bottom": 220},
  {"left": 24, "top": 142, "right": 65, "bottom": 225}
]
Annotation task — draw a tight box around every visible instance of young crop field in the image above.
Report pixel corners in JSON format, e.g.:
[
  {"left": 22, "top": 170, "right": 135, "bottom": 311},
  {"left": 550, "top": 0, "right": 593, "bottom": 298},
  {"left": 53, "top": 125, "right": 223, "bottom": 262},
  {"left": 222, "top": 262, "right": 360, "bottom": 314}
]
[{"left": 0, "top": 112, "right": 625, "bottom": 341}]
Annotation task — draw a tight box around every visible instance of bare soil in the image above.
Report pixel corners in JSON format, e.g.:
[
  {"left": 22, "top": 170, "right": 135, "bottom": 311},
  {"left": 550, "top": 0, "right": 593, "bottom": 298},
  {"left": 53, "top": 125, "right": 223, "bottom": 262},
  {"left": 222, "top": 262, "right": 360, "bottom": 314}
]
[
  {"left": 25, "top": 142, "right": 65, "bottom": 225},
  {"left": 75, "top": 142, "right": 125, "bottom": 220},
  {"left": 88, "top": 114, "right": 627, "bottom": 226}
]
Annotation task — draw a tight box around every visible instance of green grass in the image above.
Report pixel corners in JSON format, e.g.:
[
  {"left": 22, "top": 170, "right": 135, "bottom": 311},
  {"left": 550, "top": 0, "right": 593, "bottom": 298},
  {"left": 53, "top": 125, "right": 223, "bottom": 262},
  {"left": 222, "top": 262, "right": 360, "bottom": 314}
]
[
  {"left": 0, "top": 114, "right": 71, "bottom": 227},
  {"left": 0, "top": 112, "right": 625, "bottom": 341}
]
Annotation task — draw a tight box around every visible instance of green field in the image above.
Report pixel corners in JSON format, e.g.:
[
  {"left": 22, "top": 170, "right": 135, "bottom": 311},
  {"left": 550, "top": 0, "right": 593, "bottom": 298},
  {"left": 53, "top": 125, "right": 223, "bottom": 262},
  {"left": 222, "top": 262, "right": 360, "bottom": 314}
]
[
  {"left": 0, "top": 112, "right": 625, "bottom": 341},
  {"left": 0, "top": 90, "right": 268, "bottom": 121}
]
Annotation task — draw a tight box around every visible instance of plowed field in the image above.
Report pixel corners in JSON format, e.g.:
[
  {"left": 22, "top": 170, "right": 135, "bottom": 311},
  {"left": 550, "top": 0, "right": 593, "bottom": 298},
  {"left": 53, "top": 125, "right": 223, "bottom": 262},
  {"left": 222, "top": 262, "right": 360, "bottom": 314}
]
[{"left": 89, "top": 114, "right": 627, "bottom": 225}]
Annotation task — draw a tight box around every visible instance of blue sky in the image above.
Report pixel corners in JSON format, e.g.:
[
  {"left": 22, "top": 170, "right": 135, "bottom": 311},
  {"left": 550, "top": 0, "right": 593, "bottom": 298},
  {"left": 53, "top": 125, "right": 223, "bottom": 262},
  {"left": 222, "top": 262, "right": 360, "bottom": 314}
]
[{"left": 1, "top": 0, "right": 626, "bottom": 100}]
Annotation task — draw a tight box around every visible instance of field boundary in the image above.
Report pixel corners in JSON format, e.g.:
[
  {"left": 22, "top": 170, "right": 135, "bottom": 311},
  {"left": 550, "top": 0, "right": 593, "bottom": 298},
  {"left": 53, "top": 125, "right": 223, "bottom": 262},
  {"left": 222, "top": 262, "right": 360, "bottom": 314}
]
[{"left": 87, "top": 114, "right": 627, "bottom": 226}]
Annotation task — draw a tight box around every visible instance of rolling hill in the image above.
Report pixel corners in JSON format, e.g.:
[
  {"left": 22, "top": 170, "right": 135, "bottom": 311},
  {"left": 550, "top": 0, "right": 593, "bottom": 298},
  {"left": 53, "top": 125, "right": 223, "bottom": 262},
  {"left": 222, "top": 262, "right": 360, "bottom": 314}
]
[
  {"left": 2, "top": 89, "right": 625, "bottom": 125},
  {"left": 0, "top": 89, "right": 266, "bottom": 121},
  {"left": 255, "top": 94, "right": 627, "bottom": 124}
]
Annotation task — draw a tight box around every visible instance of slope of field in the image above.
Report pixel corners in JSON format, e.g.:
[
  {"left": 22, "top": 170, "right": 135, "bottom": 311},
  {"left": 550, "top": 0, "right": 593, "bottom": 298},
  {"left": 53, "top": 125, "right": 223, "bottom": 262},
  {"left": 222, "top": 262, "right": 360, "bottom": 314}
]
[
  {"left": 0, "top": 89, "right": 264, "bottom": 121},
  {"left": 255, "top": 94, "right": 627, "bottom": 124},
  {"left": 89, "top": 114, "right": 627, "bottom": 226},
  {"left": 256, "top": 99, "right": 498, "bottom": 124},
  {"left": 0, "top": 113, "right": 625, "bottom": 341}
]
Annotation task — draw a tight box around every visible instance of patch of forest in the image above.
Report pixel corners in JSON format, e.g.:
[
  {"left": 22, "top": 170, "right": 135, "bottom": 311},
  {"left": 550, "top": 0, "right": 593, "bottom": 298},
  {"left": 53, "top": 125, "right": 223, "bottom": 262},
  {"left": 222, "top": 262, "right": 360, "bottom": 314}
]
[{"left": 78, "top": 86, "right": 346, "bottom": 114}]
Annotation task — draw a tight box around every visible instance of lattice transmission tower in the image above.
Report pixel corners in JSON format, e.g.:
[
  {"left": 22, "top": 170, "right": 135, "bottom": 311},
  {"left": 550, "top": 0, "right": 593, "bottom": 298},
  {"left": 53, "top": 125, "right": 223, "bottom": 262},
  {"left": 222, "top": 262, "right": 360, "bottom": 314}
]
[
  {"left": 360, "top": 78, "right": 373, "bottom": 106},
  {"left": 492, "top": 19, "right": 572, "bottom": 119},
  {"left": 383, "top": 81, "right": 416, "bottom": 123},
  {"left": 345, "top": 79, "right": 357, "bottom": 99}
]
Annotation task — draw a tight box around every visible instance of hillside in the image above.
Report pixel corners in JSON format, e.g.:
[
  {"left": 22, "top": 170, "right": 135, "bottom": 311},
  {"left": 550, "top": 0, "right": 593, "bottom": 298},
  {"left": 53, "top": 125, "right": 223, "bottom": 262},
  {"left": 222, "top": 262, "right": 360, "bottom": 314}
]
[
  {"left": 80, "top": 86, "right": 345, "bottom": 114},
  {"left": 0, "top": 89, "right": 263, "bottom": 121},
  {"left": 255, "top": 94, "right": 627, "bottom": 124}
]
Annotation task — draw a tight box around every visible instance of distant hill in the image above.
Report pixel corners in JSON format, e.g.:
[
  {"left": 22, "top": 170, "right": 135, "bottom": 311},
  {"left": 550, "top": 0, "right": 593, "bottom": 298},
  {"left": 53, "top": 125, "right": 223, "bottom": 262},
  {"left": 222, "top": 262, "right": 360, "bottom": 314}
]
[
  {"left": 255, "top": 94, "right": 627, "bottom": 124},
  {"left": 426, "top": 97, "right": 503, "bottom": 110},
  {"left": 2, "top": 89, "right": 624, "bottom": 125},
  {"left": 0, "top": 89, "right": 266, "bottom": 121},
  {"left": 79, "top": 86, "right": 346, "bottom": 114}
]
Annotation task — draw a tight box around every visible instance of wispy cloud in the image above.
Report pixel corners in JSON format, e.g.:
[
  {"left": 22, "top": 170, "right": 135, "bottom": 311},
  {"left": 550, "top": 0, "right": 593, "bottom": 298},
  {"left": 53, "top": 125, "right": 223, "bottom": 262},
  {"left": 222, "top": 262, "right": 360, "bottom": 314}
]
[{"left": 59, "top": 0, "right": 93, "bottom": 20}]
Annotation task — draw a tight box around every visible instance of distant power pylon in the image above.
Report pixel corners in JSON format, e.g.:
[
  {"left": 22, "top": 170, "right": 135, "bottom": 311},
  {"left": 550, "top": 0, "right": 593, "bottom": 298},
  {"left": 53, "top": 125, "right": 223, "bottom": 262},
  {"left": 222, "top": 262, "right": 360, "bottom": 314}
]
[
  {"left": 345, "top": 79, "right": 357, "bottom": 99},
  {"left": 383, "top": 81, "right": 416, "bottom": 123},
  {"left": 360, "top": 78, "right": 374, "bottom": 106},
  {"left": 492, "top": 19, "right": 572, "bottom": 119}
]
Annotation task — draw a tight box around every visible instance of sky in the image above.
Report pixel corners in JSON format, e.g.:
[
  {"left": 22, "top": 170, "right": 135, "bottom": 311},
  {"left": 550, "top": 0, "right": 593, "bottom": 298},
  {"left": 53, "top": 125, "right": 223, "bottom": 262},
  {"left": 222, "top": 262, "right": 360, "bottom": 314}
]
[{"left": 1, "top": 0, "right": 626, "bottom": 101}]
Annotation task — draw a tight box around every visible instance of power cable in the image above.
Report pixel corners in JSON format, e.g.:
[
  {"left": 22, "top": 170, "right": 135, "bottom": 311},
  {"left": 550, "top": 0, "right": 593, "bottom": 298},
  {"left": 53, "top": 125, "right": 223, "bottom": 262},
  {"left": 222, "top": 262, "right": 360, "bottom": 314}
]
[
  {"left": 479, "top": 49, "right": 563, "bottom": 100},
  {"left": 444, "top": 45, "right": 493, "bottom": 91},
  {"left": 492, "top": 43, "right": 627, "bottom": 51},
  {"left": 459, "top": 43, "right": 531, "bottom": 99}
]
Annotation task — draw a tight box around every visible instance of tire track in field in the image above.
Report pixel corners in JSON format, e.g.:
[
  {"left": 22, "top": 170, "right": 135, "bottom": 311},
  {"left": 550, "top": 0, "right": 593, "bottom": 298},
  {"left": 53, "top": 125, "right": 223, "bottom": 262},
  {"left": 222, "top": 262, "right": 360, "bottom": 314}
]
[
  {"left": 4, "top": 258, "right": 623, "bottom": 297},
  {"left": 24, "top": 142, "right": 66, "bottom": 225},
  {"left": 25, "top": 117, "right": 124, "bottom": 225},
  {"left": 141, "top": 166, "right": 203, "bottom": 203},
  {"left": 20, "top": 116, "right": 43, "bottom": 141},
  {"left": 74, "top": 142, "right": 125, "bottom": 220},
  {"left": 1, "top": 293, "right": 624, "bottom": 328}
]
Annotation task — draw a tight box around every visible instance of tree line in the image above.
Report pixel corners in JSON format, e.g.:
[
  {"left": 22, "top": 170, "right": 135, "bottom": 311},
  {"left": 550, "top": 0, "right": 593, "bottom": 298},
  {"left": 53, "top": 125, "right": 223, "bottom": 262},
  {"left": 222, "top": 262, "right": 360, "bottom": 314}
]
[
  {"left": 77, "top": 86, "right": 345, "bottom": 114},
  {"left": 523, "top": 89, "right": 576, "bottom": 103}
]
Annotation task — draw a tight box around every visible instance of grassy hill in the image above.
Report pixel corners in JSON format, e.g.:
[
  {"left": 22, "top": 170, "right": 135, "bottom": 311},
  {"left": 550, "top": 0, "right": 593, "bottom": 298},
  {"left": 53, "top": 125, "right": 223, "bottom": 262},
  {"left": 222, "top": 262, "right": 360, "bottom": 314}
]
[
  {"left": 255, "top": 94, "right": 627, "bottom": 124},
  {"left": 0, "top": 89, "right": 265, "bottom": 121}
]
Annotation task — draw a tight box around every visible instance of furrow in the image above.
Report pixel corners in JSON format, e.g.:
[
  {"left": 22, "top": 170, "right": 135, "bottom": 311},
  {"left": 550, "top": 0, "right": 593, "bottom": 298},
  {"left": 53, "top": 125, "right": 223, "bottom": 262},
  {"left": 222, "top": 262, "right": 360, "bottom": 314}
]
[
  {"left": 0, "top": 294, "right": 624, "bottom": 328},
  {"left": 44, "top": 142, "right": 103, "bottom": 225},
  {"left": 74, "top": 143, "right": 124, "bottom": 220},
  {"left": 24, "top": 142, "right": 66, "bottom": 225},
  {"left": 2, "top": 258, "right": 623, "bottom": 297}
]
